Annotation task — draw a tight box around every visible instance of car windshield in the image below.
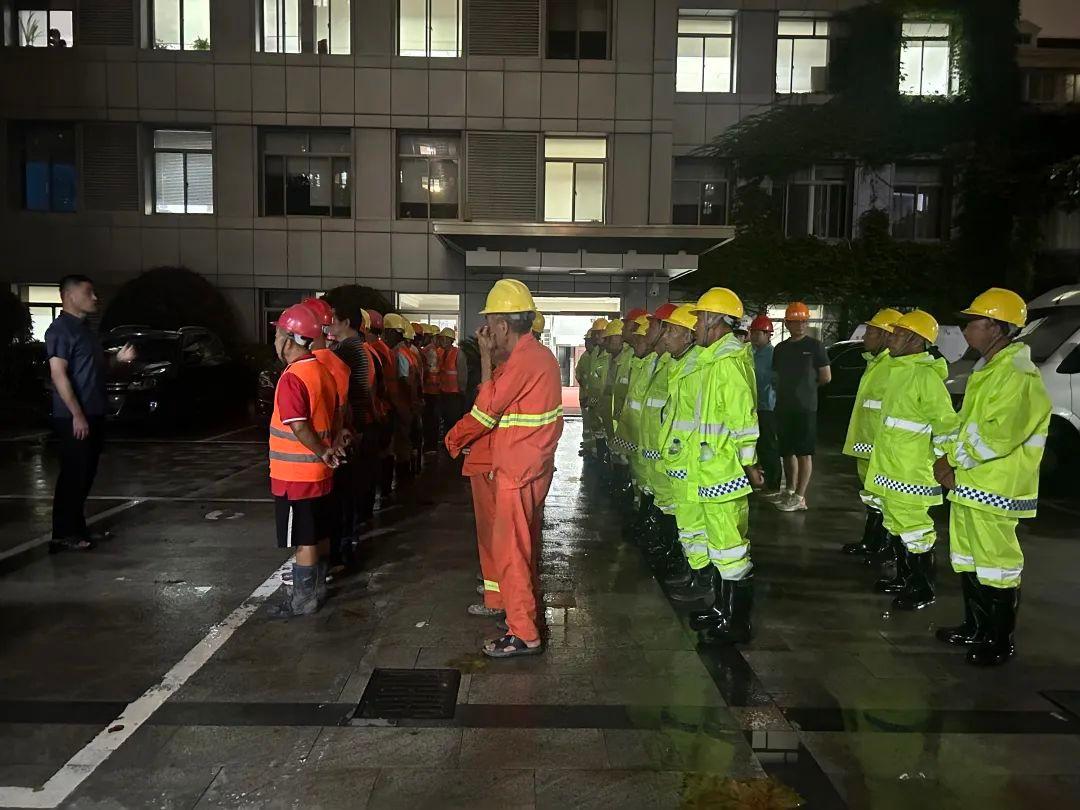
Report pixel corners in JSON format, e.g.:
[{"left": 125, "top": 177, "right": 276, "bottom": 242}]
[
  {"left": 104, "top": 336, "right": 180, "bottom": 363},
  {"left": 1018, "top": 309, "right": 1080, "bottom": 363}
]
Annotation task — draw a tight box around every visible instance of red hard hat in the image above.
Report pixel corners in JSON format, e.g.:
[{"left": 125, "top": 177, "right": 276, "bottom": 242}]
[
  {"left": 749, "top": 314, "right": 774, "bottom": 333},
  {"left": 651, "top": 303, "right": 678, "bottom": 321},
  {"left": 273, "top": 304, "right": 322, "bottom": 341},
  {"left": 624, "top": 307, "right": 648, "bottom": 321},
  {"left": 366, "top": 310, "right": 383, "bottom": 330},
  {"left": 301, "top": 297, "right": 334, "bottom": 327}
]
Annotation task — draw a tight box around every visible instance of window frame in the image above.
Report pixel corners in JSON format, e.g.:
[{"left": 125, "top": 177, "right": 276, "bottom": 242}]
[
  {"left": 19, "top": 122, "right": 79, "bottom": 214},
  {"left": 899, "top": 21, "right": 956, "bottom": 97},
  {"left": 890, "top": 164, "right": 948, "bottom": 242},
  {"left": 671, "top": 157, "right": 730, "bottom": 226},
  {"left": 543, "top": 136, "right": 607, "bottom": 224},
  {"left": 259, "top": 0, "right": 351, "bottom": 54},
  {"left": 14, "top": 3, "right": 75, "bottom": 48},
  {"left": 676, "top": 12, "right": 736, "bottom": 94},
  {"left": 150, "top": 0, "right": 211, "bottom": 51},
  {"left": 784, "top": 164, "right": 852, "bottom": 240},
  {"left": 260, "top": 129, "right": 353, "bottom": 219},
  {"left": 775, "top": 16, "right": 830, "bottom": 94},
  {"left": 151, "top": 129, "right": 214, "bottom": 215},
  {"left": 397, "top": 0, "right": 463, "bottom": 58},
  {"left": 545, "top": 0, "right": 612, "bottom": 60},
  {"left": 396, "top": 131, "right": 462, "bottom": 221}
]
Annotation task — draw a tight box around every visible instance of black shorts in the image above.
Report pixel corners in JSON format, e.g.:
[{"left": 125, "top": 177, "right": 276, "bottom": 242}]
[
  {"left": 274, "top": 494, "right": 333, "bottom": 548},
  {"left": 776, "top": 409, "right": 817, "bottom": 457}
]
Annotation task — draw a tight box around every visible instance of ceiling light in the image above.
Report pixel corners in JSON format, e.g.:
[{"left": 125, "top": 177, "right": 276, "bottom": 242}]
[{"left": 568, "top": 269, "right": 587, "bottom": 276}]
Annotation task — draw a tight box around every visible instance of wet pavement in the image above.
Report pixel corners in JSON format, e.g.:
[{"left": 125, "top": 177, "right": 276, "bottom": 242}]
[{"left": 0, "top": 420, "right": 1079, "bottom": 808}]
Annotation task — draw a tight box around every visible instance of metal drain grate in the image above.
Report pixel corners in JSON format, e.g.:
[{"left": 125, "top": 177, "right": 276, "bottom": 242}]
[{"left": 356, "top": 668, "right": 461, "bottom": 720}]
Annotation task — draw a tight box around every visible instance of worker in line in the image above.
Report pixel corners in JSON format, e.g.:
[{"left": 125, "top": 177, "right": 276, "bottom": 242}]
[
  {"left": 596, "top": 318, "right": 625, "bottom": 484},
  {"left": 840, "top": 308, "right": 903, "bottom": 562},
  {"left": 654, "top": 304, "right": 711, "bottom": 601},
  {"left": 866, "top": 310, "right": 955, "bottom": 611},
  {"left": 607, "top": 311, "right": 643, "bottom": 500},
  {"left": 268, "top": 304, "right": 341, "bottom": 618},
  {"left": 437, "top": 327, "right": 467, "bottom": 435},
  {"left": 357, "top": 309, "right": 391, "bottom": 524},
  {"left": 382, "top": 314, "right": 418, "bottom": 486},
  {"left": 401, "top": 322, "right": 425, "bottom": 470},
  {"left": 577, "top": 319, "right": 608, "bottom": 461},
  {"left": 684, "top": 289, "right": 763, "bottom": 646},
  {"left": 616, "top": 314, "right": 660, "bottom": 542},
  {"left": 420, "top": 324, "right": 442, "bottom": 454},
  {"left": 365, "top": 310, "right": 398, "bottom": 507},
  {"left": 589, "top": 319, "right": 619, "bottom": 468},
  {"left": 446, "top": 280, "right": 563, "bottom": 659},
  {"left": 935, "top": 289, "right": 1050, "bottom": 666},
  {"left": 748, "top": 315, "right": 781, "bottom": 497}
]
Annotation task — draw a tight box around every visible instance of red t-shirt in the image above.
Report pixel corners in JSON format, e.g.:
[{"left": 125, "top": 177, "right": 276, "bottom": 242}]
[{"left": 271, "top": 357, "right": 333, "bottom": 500}]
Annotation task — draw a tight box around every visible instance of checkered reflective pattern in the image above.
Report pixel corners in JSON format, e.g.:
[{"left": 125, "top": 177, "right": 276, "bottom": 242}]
[
  {"left": 667, "top": 469, "right": 688, "bottom": 480},
  {"left": 611, "top": 436, "right": 638, "bottom": 453},
  {"left": 953, "top": 485, "right": 1037, "bottom": 512},
  {"left": 698, "top": 476, "right": 750, "bottom": 498},
  {"left": 641, "top": 449, "right": 661, "bottom": 460},
  {"left": 873, "top": 475, "right": 941, "bottom": 497},
  {"left": 852, "top": 442, "right": 874, "bottom": 454}
]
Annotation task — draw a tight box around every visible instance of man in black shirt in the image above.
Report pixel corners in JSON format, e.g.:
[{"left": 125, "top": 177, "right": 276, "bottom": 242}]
[
  {"left": 45, "top": 275, "right": 135, "bottom": 551},
  {"left": 771, "top": 302, "right": 831, "bottom": 512}
]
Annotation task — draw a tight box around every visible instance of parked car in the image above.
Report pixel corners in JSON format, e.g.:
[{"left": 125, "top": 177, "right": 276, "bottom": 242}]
[{"left": 101, "top": 326, "right": 252, "bottom": 423}]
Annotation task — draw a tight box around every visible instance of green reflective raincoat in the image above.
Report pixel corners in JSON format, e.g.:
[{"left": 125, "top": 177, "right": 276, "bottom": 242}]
[
  {"left": 586, "top": 349, "right": 612, "bottom": 445},
  {"left": 576, "top": 346, "right": 598, "bottom": 445},
  {"left": 843, "top": 349, "right": 893, "bottom": 461},
  {"left": 609, "top": 344, "right": 635, "bottom": 437},
  {"left": 638, "top": 353, "right": 674, "bottom": 506},
  {"left": 615, "top": 353, "right": 656, "bottom": 467}
]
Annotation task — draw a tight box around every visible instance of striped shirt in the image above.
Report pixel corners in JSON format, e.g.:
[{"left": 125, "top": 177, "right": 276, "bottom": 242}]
[{"left": 333, "top": 336, "right": 374, "bottom": 425}]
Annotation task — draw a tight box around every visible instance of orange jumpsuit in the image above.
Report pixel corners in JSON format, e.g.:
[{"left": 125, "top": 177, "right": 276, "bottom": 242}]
[
  {"left": 463, "top": 432, "right": 500, "bottom": 610},
  {"left": 445, "top": 333, "right": 563, "bottom": 643}
]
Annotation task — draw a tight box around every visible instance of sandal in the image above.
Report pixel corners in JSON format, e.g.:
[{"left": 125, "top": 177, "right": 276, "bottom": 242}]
[
  {"left": 467, "top": 603, "right": 505, "bottom": 617},
  {"left": 482, "top": 634, "right": 543, "bottom": 659}
]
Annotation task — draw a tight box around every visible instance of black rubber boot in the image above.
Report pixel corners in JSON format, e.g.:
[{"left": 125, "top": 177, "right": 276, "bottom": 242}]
[
  {"left": 935, "top": 572, "right": 987, "bottom": 645},
  {"left": 660, "top": 550, "right": 692, "bottom": 586},
  {"left": 967, "top": 585, "right": 1019, "bottom": 667},
  {"left": 270, "top": 563, "right": 319, "bottom": 618},
  {"left": 669, "top": 565, "right": 713, "bottom": 602},
  {"left": 689, "top": 568, "right": 725, "bottom": 630},
  {"left": 892, "top": 549, "right": 936, "bottom": 611},
  {"left": 873, "top": 533, "right": 908, "bottom": 594},
  {"left": 841, "top": 506, "right": 881, "bottom": 556},
  {"left": 699, "top": 577, "right": 753, "bottom": 645},
  {"left": 315, "top": 559, "right": 328, "bottom": 606}
]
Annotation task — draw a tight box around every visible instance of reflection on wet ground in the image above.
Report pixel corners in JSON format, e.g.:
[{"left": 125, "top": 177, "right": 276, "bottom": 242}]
[{"left": 0, "top": 420, "right": 1078, "bottom": 808}]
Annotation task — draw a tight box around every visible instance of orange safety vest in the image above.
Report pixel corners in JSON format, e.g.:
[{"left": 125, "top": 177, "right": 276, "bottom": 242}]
[
  {"left": 422, "top": 344, "right": 442, "bottom": 395},
  {"left": 269, "top": 358, "right": 336, "bottom": 483},
  {"left": 362, "top": 343, "right": 390, "bottom": 420},
  {"left": 372, "top": 338, "right": 398, "bottom": 401},
  {"left": 313, "top": 347, "right": 350, "bottom": 409},
  {"left": 439, "top": 346, "right": 462, "bottom": 394}
]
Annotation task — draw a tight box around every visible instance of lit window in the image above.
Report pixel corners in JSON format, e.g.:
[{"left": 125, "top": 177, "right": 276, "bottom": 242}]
[
  {"left": 18, "top": 124, "right": 77, "bottom": 212},
  {"left": 153, "top": 130, "right": 214, "bottom": 214},
  {"left": 398, "top": 133, "right": 460, "bottom": 219},
  {"left": 544, "top": 137, "right": 606, "bottom": 223},
  {"left": 785, "top": 164, "right": 851, "bottom": 239},
  {"left": 20, "top": 285, "right": 63, "bottom": 342},
  {"left": 775, "top": 17, "right": 829, "bottom": 94},
  {"left": 399, "top": 0, "right": 462, "bottom": 57},
  {"left": 152, "top": 0, "right": 210, "bottom": 50},
  {"left": 546, "top": 0, "right": 610, "bottom": 60},
  {"left": 891, "top": 165, "right": 946, "bottom": 241},
  {"left": 672, "top": 157, "right": 729, "bottom": 225},
  {"left": 900, "top": 21, "right": 955, "bottom": 97},
  {"left": 16, "top": 3, "right": 74, "bottom": 47},
  {"left": 676, "top": 12, "right": 735, "bottom": 93},
  {"left": 261, "top": 0, "right": 350, "bottom": 54},
  {"left": 262, "top": 130, "right": 351, "bottom": 217}
]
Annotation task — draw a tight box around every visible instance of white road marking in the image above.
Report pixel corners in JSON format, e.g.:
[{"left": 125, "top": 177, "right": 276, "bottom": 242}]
[
  {"left": 0, "top": 500, "right": 142, "bottom": 564},
  {"left": 0, "top": 557, "right": 291, "bottom": 808},
  {"left": 200, "top": 425, "right": 261, "bottom": 442}
]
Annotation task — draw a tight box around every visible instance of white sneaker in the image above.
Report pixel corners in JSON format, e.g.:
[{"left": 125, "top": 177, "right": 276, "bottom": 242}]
[
  {"left": 761, "top": 489, "right": 789, "bottom": 503},
  {"left": 775, "top": 492, "right": 808, "bottom": 512}
]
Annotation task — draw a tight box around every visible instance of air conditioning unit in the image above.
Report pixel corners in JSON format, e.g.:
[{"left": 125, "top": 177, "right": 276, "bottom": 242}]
[{"left": 810, "top": 66, "right": 830, "bottom": 94}]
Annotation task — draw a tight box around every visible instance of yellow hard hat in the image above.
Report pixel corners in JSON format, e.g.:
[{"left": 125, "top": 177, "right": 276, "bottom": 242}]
[
  {"left": 894, "top": 309, "right": 939, "bottom": 344},
  {"left": 692, "top": 287, "right": 745, "bottom": 319},
  {"left": 591, "top": 317, "right": 609, "bottom": 333},
  {"left": 662, "top": 304, "right": 698, "bottom": 331},
  {"left": 533, "top": 312, "right": 546, "bottom": 333},
  {"left": 360, "top": 309, "right": 372, "bottom": 330},
  {"left": 423, "top": 323, "right": 439, "bottom": 335},
  {"left": 479, "top": 279, "right": 536, "bottom": 314},
  {"left": 960, "top": 287, "right": 1027, "bottom": 328},
  {"left": 633, "top": 315, "right": 649, "bottom": 336},
  {"left": 865, "top": 307, "right": 903, "bottom": 333},
  {"left": 403, "top": 321, "right": 416, "bottom": 339},
  {"left": 383, "top": 313, "right": 410, "bottom": 333},
  {"left": 603, "top": 318, "right": 625, "bottom": 337},
  {"left": 439, "top": 327, "right": 456, "bottom": 339}
]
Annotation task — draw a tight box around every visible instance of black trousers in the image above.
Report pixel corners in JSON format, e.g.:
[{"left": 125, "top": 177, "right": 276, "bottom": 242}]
[
  {"left": 757, "top": 410, "right": 782, "bottom": 491},
  {"left": 439, "top": 393, "right": 464, "bottom": 436},
  {"left": 51, "top": 416, "right": 105, "bottom": 540},
  {"left": 423, "top": 397, "right": 440, "bottom": 448}
]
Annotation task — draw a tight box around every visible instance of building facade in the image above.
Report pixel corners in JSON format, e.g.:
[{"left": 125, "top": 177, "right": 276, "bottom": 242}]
[{"left": 2, "top": 0, "right": 1076, "bottom": 341}]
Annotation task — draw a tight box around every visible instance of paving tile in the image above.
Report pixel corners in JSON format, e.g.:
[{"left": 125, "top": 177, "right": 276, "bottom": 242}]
[
  {"left": 534, "top": 769, "right": 748, "bottom": 809},
  {"left": 145, "top": 726, "right": 322, "bottom": 769},
  {"left": 591, "top": 675, "right": 725, "bottom": 707},
  {"left": 195, "top": 760, "right": 379, "bottom": 809},
  {"left": 308, "top": 727, "right": 462, "bottom": 769},
  {"left": 459, "top": 728, "right": 608, "bottom": 770},
  {"left": 602, "top": 729, "right": 765, "bottom": 777},
  {"left": 366, "top": 768, "right": 534, "bottom": 810},
  {"left": 69, "top": 765, "right": 222, "bottom": 810},
  {"left": 466, "top": 673, "right": 599, "bottom": 705}
]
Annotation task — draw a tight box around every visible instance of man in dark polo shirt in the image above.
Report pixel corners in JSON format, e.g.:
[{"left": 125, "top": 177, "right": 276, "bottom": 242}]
[{"left": 45, "top": 275, "right": 135, "bottom": 552}]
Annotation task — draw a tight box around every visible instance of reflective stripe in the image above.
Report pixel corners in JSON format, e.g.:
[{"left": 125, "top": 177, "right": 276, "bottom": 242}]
[
  {"left": 498, "top": 406, "right": 563, "bottom": 428},
  {"left": 954, "top": 444, "right": 978, "bottom": 470},
  {"left": 699, "top": 422, "right": 728, "bottom": 437},
  {"left": 618, "top": 376, "right": 629, "bottom": 384},
  {"left": 483, "top": 579, "right": 500, "bottom": 593},
  {"left": 672, "top": 419, "right": 698, "bottom": 432},
  {"left": 471, "top": 406, "right": 498, "bottom": 429},
  {"left": 681, "top": 542, "right": 709, "bottom": 555},
  {"left": 627, "top": 400, "right": 643, "bottom": 411},
  {"left": 708, "top": 544, "right": 748, "bottom": 561},
  {"left": 952, "top": 485, "right": 1038, "bottom": 513},
  {"left": 966, "top": 424, "right": 999, "bottom": 462},
  {"left": 717, "top": 557, "right": 753, "bottom": 579},
  {"left": 873, "top": 475, "right": 941, "bottom": 497},
  {"left": 1025, "top": 434, "right": 1046, "bottom": 448},
  {"left": 678, "top": 529, "right": 706, "bottom": 539},
  {"left": 738, "top": 445, "right": 756, "bottom": 463},
  {"left": 884, "top": 416, "right": 932, "bottom": 434},
  {"left": 951, "top": 552, "right": 975, "bottom": 566},
  {"left": 730, "top": 426, "right": 760, "bottom": 439},
  {"left": 862, "top": 399, "right": 882, "bottom": 410},
  {"left": 899, "top": 527, "right": 932, "bottom": 542},
  {"left": 646, "top": 398, "right": 667, "bottom": 408},
  {"left": 269, "top": 426, "right": 331, "bottom": 441},
  {"left": 975, "top": 565, "right": 1023, "bottom": 585},
  {"left": 268, "top": 450, "right": 322, "bottom": 463}
]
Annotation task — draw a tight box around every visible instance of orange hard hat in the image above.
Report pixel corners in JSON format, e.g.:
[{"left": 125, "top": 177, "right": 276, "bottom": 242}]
[
  {"left": 624, "top": 307, "right": 648, "bottom": 321},
  {"left": 749, "top": 314, "right": 774, "bottom": 333},
  {"left": 651, "top": 303, "right": 678, "bottom": 321},
  {"left": 785, "top": 302, "right": 811, "bottom": 321},
  {"left": 273, "top": 304, "right": 322, "bottom": 341},
  {"left": 301, "top": 297, "right": 334, "bottom": 328}
]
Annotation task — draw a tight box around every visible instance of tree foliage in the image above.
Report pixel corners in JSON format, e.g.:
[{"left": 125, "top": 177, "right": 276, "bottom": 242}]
[{"left": 1, "top": 289, "right": 32, "bottom": 348}]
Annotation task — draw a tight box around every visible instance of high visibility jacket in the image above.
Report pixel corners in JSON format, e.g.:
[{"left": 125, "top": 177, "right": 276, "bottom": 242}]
[
  {"left": 610, "top": 345, "right": 635, "bottom": 425},
  {"left": 422, "top": 344, "right": 442, "bottom": 395},
  {"left": 843, "top": 349, "right": 893, "bottom": 459},
  {"left": 614, "top": 353, "right": 655, "bottom": 456},
  {"left": 944, "top": 342, "right": 1051, "bottom": 519},
  {"left": 269, "top": 357, "right": 336, "bottom": 483},
  {"left": 313, "top": 347, "right": 350, "bottom": 410},
  {"left": 657, "top": 345, "right": 704, "bottom": 494},
  {"left": 575, "top": 348, "right": 595, "bottom": 393},
  {"left": 586, "top": 350, "right": 612, "bottom": 436},
  {"left": 440, "top": 346, "right": 462, "bottom": 393},
  {"left": 362, "top": 343, "right": 390, "bottom": 420},
  {"left": 638, "top": 352, "right": 673, "bottom": 462},
  {"left": 398, "top": 344, "right": 423, "bottom": 409},
  {"left": 866, "top": 352, "right": 955, "bottom": 506},
  {"left": 445, "top": 333, "right": 563, "bottom": 488},
  {"left": 692, "top": 333, "right": 759, "bottom": 503},
  {"left": 371, "top": 338, "right": 397, "bottom": 401}
]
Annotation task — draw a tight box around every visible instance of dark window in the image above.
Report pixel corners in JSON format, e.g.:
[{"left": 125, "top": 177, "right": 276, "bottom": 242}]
[
  {"left": 785, "top": 164, "right": 851, "bottom": 239},
  {"left": 261, "top": 130, "right": 351, "bottom": 218},
  {"left": 672, "top": 157, "right": 729, "bottom": 225},
  {"left": 891, "top": 165, "right": 946, "bottom": 240},
  {"left": 546, "top": 0, "right": 609, "bottom": 60},
  {"left": 398, "top": 133, "right": 460, "bottom": 219},
  {"left": 19, "top": 124, "right": 77, "bottom": 212}
]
